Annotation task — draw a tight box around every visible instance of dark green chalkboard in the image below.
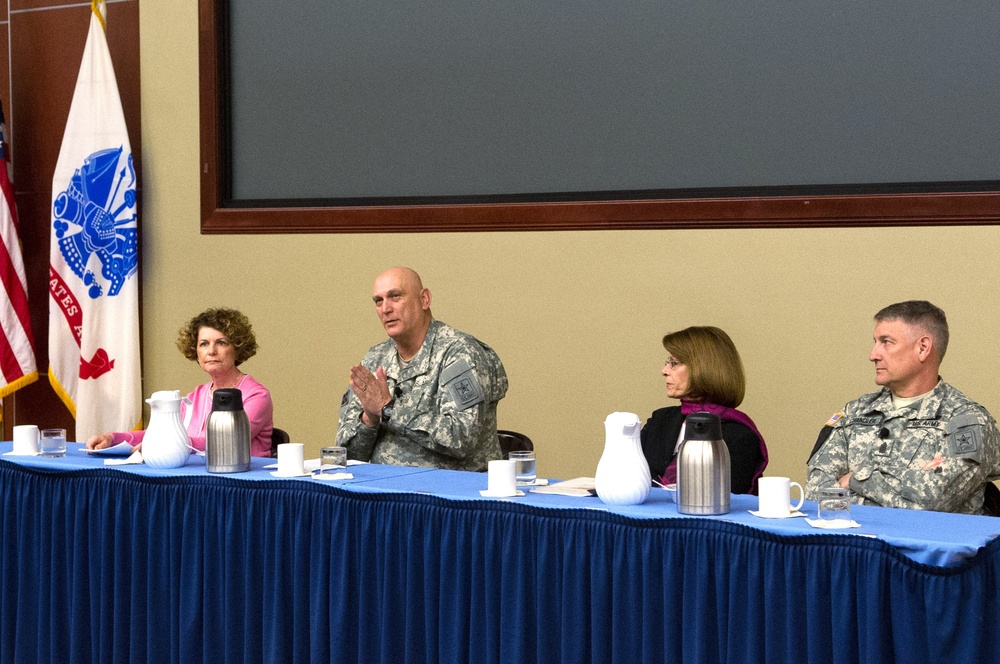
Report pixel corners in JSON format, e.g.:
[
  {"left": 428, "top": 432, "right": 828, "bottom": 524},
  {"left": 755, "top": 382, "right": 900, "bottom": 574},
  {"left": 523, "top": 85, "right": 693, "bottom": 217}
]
[{"left": 223, "top": 0, "right": 1000, "bottom": 207}]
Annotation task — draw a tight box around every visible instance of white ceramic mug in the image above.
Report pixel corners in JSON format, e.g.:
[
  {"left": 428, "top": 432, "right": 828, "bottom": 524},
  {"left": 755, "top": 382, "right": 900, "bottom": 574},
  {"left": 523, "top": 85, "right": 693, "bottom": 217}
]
[
  {"left": 757, "top": 476, "right": 804, "bottom": 517},
  {"left": 12, "top": 425, "right": 40, "bottom": 455},
  {"left": 487, "top": 459, "right": 517, "bottom": 495},
  {"left": 276, "top": 443, "right": 305, "bottom": 476}
]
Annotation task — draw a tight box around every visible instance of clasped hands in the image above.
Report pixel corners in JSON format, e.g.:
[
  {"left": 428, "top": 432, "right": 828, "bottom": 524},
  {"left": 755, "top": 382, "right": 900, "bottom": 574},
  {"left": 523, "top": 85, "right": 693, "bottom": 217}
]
[
  {"left": 350, "top": 364, "right": 392, "bottom": 427},
  {"left": 838, "top": 455, "right": 946, "bottom": 488}
]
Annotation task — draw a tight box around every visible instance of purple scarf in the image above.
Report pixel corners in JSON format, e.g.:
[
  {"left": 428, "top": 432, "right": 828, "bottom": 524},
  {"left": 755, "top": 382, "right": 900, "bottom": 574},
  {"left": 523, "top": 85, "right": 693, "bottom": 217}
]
[{"left": 661, "top": 401, "right": 769, "bottom": 494}]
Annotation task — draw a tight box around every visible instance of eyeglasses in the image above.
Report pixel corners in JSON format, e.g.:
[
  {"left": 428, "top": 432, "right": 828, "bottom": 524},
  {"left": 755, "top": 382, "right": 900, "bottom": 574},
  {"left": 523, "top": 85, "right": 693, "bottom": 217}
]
[{"left": 664, "top": 358, "right": 683, "bottom": 369}]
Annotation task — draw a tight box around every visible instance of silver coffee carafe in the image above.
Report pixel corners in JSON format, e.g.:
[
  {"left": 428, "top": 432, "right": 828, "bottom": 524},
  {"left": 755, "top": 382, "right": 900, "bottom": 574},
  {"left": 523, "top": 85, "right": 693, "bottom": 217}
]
[
  {"left": 676, "top": 412, "right": 731, "bottom": 515},
  {"left": 206, "top": 388, "right": 251, "bottom": 473}
]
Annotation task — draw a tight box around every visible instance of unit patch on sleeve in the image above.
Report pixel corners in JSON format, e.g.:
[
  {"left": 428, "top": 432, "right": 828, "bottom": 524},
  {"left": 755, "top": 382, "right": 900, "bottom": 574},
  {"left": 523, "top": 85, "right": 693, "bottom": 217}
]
[
  {"left": 946, "top": 413, "right": 984, "bottom": 463},
  {"left": 441, "top": 358, "right": 484, "bottom": 410}
]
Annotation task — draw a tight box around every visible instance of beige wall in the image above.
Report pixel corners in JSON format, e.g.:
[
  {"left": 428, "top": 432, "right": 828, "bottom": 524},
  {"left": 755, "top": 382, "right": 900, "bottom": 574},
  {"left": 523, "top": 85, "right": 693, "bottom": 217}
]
[{"left": 139, "top": 2, "right": 1000, "bottom": 485}]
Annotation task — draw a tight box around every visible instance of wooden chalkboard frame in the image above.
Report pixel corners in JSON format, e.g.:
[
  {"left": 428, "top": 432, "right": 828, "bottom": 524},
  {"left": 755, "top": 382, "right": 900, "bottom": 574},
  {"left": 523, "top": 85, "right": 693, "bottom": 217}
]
[{"left": 198, "top": 0, "right": 1000, "bottom": 235}]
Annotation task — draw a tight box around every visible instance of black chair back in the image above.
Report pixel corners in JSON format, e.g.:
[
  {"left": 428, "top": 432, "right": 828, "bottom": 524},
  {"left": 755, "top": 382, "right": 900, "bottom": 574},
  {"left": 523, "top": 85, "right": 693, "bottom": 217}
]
[
  {"left": 984, "top": 482, "right": 1000, "bottom": 517},
  {"left": 497, "top": 429, "right": 534, "bottom": 458},
  {"left": 271, "top": 427, "right": 290, "bottom": 458}
]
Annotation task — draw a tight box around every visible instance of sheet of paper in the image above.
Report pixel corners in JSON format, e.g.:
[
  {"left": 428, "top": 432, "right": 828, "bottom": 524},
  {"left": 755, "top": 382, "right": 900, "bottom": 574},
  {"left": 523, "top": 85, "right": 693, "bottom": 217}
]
[
  {"left": 104, "top": 450, "right": 144, "bottom": 466},
  {"left": 85, "top": 442, "right": 135, "bottom": 457},
  {"left": 530, "top": 477, "right": 596, "bottom": 497}
]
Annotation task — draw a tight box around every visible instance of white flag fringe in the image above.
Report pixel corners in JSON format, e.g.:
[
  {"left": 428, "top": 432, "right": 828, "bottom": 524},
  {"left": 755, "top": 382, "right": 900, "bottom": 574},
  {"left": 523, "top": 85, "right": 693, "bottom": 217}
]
[{"left": 48, "top": 0, "right": 141, "bottom": 439}]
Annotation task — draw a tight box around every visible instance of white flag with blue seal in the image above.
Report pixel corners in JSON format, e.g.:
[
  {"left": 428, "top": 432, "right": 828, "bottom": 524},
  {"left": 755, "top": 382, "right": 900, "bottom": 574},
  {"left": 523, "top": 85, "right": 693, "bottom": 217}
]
[{"left": 48, "top": 0, "right": 141, "bottom": 440}]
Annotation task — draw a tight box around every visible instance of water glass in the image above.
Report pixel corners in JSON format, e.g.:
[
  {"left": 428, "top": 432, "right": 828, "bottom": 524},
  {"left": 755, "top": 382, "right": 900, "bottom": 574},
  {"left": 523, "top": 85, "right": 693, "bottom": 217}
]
[
  {"left": 40, "top": 428, "right": 67, "bottom": 458},
  {"left": 321, "top": 446, "right": 347, "bottom": 468},
  {"left": 508, "top": 450, "right": 536, "bottom": 485},
  {"left": 817, "top": 486, "right": 852, "bottom": 523}
]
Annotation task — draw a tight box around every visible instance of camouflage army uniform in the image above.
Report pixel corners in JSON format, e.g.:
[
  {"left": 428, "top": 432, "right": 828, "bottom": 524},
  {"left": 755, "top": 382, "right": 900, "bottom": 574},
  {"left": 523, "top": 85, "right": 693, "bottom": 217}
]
[
  {"left": 336, "top": 319, "right": 508, "bottom": 471},
  {"left": 806, "top": 381, "right": 1000, "bottom": 514}
]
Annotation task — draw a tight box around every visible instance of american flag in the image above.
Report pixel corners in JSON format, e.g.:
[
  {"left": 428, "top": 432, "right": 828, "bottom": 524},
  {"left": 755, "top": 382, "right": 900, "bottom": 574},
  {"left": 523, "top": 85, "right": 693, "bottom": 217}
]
[{"left": 0, "top": 100, "right": 38, "bottom": 398}]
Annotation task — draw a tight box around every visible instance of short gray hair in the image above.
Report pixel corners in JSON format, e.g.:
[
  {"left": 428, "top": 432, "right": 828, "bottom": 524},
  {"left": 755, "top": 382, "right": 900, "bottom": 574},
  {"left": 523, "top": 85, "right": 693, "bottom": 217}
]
[{"left": 874, "top": 300, "right": 949, "bottom": 361}]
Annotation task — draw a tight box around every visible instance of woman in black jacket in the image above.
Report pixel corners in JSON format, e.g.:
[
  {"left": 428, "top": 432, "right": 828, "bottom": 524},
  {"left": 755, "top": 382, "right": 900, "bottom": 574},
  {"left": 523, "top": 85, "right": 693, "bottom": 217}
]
[{"left": 640, "top": 326, "right": 768, "bottom": 494}]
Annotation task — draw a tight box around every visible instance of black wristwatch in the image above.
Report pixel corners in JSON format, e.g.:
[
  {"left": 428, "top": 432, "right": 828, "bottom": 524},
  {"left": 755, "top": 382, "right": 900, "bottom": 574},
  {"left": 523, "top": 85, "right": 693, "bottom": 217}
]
[{"left": 379, "top": 398, "right": 395, "bottom": 423}]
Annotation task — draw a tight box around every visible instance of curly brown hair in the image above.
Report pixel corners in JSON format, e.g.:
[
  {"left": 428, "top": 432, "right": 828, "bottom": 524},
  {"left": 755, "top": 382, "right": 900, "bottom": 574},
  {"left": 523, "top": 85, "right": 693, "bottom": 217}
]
[{"left": 176, "top": 308, "right": 258, "bottom": 366}]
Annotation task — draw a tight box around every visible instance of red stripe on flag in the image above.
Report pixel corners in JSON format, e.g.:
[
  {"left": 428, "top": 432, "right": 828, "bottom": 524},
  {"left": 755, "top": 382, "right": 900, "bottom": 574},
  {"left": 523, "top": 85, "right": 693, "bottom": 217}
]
[
  {"left": 0, "top": 134, "right": 36, "bottom": 387},
  {"left": 0, "top": 321, "right": 22, "bottom": 383},
  {"left": 0, "top": 165, "right": 35, "bottom": 347},
  {"left": 0, "top": 243, "right": 35, "bottom": 381},
  {"left": 0, "top": 243, "right": 33, "bottom": 343}
]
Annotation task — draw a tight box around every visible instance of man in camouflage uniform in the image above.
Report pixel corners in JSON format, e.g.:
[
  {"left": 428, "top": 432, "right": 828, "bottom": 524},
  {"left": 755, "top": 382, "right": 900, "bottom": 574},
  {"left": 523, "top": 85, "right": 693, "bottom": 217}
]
[
  {"left": 336, "top": 267, "right": 508, "bottom": 471},
  {"left": 807, "top": 300, "right": 1000, "bottom": 514}
]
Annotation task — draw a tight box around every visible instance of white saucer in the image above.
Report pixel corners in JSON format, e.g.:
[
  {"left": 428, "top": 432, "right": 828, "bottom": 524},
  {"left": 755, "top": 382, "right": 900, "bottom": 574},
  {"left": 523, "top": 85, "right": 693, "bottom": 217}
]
[
  {"left": 270, "top": 471, "right": 310, "bottom": 478},
  {"left": 749, "top": 510, "right": 806, "bottom": 519},
  {"left": 265, "top": 460, "right": 322, "bottom": 472},
  {"left": 805, "top": 518, "right": 861, "bottom": 529},
  {"left": 479, "top": 489, "right": 525, "bottom": 497},
  {"left": 312, "top": 472, "right": 354, "bottom": 481}
]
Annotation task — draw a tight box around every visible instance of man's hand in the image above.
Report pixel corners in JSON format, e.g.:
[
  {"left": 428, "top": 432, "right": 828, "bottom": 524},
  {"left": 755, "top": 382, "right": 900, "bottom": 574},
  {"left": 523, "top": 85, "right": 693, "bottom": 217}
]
[
  {"left": 349, "top": 364, "right": 392, "bottom": 427},
  {"left": 838, "top": 472, "right": 852, "bottom": 489}
]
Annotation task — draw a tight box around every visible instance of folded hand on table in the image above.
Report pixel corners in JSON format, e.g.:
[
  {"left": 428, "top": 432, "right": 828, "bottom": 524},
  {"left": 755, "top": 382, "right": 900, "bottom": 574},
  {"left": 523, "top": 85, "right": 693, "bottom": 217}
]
[
  {"left": 86, "top": 433, "right": 115, "bottom": 450},
  {"left": 87, "top": 432, "right": 141, "bottom": 452}
]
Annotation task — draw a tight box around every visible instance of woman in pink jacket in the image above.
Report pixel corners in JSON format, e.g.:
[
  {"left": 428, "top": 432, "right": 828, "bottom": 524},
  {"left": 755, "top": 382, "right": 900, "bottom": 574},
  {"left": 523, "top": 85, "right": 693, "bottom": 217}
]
[{"left": 86, "top": 308, "right": 274, "bottom": 457}]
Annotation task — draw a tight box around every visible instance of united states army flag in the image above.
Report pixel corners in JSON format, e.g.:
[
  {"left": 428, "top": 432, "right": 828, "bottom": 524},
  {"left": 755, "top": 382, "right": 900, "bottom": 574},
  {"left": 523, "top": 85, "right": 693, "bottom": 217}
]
[{"left": 49, "top": 0, "right": 141, "bottom": 439}]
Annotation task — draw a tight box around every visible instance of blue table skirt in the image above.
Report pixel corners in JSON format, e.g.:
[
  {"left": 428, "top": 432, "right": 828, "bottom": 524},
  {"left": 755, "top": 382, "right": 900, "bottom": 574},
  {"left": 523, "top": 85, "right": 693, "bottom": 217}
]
[{"left": 2, "top": 446, "right": 1000, "bottom": 663}]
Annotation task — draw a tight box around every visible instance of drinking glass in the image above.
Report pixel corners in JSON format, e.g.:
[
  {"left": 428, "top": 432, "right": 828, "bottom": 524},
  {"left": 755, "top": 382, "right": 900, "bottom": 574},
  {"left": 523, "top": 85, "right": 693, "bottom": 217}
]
[
  {"left": 508, "top": 450, "right": 536, "bottom": 485},
  {"left": 817, "top": 486, "right": 852, "bottom": 523},
  {"left": 40, "top": 428, "right": 67, "bottom": 458},
  {"left": 321, "top": 446, "right": 347, "bottom": 468}
]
